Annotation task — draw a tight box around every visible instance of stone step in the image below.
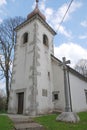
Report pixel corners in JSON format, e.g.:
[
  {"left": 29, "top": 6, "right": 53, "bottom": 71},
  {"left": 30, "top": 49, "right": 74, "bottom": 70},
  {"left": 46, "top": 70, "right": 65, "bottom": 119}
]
[
  {"left": 14, "top": 122, "right": 45, "bottom": 130},
  {"left": 8, "top": 114, "right": 45, "bottom": 130},
  {"left": 12, "top": 117, "right": 33, "bottom": 124},
  {"left": 52, "top": 109, "right": 62, "bottom": 113}
]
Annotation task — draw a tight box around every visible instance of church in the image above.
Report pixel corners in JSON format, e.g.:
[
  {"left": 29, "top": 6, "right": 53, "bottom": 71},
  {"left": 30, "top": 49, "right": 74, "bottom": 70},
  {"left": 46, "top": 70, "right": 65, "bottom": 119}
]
[{"left": 8, "top": 0, "right": 87, "bottom": 116}]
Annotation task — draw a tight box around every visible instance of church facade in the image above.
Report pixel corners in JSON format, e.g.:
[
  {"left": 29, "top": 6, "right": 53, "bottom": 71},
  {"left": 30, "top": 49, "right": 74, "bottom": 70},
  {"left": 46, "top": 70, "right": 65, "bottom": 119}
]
[{"left": 8, "top": 1, "right": 87, "bottom": 116}]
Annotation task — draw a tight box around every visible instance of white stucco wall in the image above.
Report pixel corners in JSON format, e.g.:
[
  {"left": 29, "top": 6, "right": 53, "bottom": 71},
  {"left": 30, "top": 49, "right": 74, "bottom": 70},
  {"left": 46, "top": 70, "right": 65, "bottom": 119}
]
[
  {"left": 51, "top": 58, "right": 65, "bottom": 111},
  {"left": 69, "top": 72, "right": 87, "bottom": 112},
  {"left": 34, "top": 20, "right": 55, "bottom": 114},
  {"left": 8, "top": 17, "right": 56, "bottom": 115},
  {"left": 8, "top": 13, "right": 87, "bottom": 115},
  {"left": 8, "top": 20, "right": 37, "bottom": 114}
]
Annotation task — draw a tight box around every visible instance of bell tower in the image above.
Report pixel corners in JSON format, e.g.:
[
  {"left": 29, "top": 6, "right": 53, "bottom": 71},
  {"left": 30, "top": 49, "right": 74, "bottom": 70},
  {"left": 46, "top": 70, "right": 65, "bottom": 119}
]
[{"left": 8, "top": 0, "right": 56, "bottom": 115}]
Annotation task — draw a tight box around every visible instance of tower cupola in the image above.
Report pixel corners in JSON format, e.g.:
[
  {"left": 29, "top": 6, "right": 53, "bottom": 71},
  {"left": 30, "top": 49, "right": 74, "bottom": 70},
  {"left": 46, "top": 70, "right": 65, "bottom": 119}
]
[{"left": 27, "top": 0, "right": 46, "bottom": 21}]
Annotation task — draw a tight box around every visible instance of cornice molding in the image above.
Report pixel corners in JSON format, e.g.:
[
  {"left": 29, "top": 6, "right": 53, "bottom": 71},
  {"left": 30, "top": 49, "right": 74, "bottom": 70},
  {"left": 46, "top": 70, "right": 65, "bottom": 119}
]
[{"left": 15, "top": 14, "right": 56, "bottom": 36}]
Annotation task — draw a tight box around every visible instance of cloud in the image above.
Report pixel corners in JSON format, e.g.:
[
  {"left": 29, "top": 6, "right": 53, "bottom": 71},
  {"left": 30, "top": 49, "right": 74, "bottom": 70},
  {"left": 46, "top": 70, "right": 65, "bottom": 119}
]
[
  {"left": 79, "top": 34, "right": 87, "bottom": 40},
  {"left": 39, "top": 0, "right": 82, "bottom": 38},
  {"left": 0, "top": 18, "right": 3, "bottom": 23},
  {"left": 54, "top": 42, "right": 87, "bottom": 67},
  {"left": 39, "top": 0, "right": 46, "bottom": 11},
  {"left": 81, "top": 20, "right": 87, "bottom": 27},
  {"left": 53, "top": 1, "right": 82, "bottom": 23},
  {"left": 57, "top": 25, "right": 72, "bottom": 38},
  {"left": 0, "top": 0, "right": 7, "bottom": 6},
  {"left": 45, "top": 8, "right": 54, "bottom": 20}
]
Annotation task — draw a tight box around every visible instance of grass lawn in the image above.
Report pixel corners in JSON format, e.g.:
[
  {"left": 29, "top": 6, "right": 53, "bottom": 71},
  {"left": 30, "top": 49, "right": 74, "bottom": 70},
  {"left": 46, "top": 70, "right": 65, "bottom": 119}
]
[
  {"left": 0, "top": 115, "right": 14, "bottom": 130},
  {"left": 34, "top": 112, "right": 87, "bottom": 130},
  {"left": 0, "top": 110, "right": 7, "bottom": 114}
]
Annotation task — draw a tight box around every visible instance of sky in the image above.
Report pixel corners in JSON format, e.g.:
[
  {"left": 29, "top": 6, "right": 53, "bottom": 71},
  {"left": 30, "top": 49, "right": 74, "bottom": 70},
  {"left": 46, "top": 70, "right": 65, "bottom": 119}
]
[
  {"left": 0, "top": 0, "right": 87, "bottom": 65},
  {"left": 0, "top": 0, "right": 87, "bottom": 89}
]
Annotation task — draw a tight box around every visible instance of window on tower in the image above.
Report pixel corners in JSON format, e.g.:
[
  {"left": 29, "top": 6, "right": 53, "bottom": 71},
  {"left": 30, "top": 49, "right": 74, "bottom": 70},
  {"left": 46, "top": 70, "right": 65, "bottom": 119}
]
[
  {"left": 43, "top": 34, "right": 49, "bottom": 47},
  {"left": 23, "top": 32, "right": 28, "bottom": 44}
]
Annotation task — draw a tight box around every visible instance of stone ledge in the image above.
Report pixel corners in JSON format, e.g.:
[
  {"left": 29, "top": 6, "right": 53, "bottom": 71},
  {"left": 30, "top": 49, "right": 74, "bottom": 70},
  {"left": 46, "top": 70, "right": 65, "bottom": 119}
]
[{"left": 14, "top": 123, "right": 45, "bottom": 130}]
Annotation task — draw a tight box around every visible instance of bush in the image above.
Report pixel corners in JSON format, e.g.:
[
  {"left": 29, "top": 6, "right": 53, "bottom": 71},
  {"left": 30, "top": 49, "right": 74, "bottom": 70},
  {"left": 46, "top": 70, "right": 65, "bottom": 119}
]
[
  {"left": 0, "top": 96, "right": 6, "bottom": 112},
  {"left": 0, "top": 89, "right": 6, "bottom": 113}
]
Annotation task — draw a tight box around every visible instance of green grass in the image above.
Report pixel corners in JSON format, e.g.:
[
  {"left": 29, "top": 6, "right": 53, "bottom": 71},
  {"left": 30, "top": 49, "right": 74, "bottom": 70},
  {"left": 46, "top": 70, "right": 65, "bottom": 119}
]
[
  {"left": 0, "top": 110, "right": 7, "bottom": 114},
  {"left": 0, "top": 115, "right": 14, "bottom": 130},
  {"left": 34, "top": 112, "right": 87, "bottom": 130}
]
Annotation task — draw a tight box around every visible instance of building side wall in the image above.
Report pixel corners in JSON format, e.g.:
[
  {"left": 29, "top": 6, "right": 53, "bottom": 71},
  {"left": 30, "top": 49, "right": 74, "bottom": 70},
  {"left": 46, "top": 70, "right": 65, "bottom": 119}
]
[
  {"left": 69, "top": 72, "right": 87, "bottom": 112},
  {"left": 51, "top": 59, "right": 65, "bottom": 111},
  {"left": 34, "top": 20, "right": 55, "bottom": 114}
]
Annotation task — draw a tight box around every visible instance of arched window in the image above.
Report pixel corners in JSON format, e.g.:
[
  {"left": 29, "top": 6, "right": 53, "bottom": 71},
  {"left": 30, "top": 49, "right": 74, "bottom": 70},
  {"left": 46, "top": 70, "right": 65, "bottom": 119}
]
[
  {"left": 43, "top": 34, "right": 49, "bottom": 47},
  {"left": 23, "top": 32, "right": 28, "bottom": 44}
]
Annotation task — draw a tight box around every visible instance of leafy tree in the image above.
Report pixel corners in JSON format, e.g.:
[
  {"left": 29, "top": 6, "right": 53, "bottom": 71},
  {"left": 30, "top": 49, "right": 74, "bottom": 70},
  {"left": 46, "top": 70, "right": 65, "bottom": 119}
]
[
  {"left": 0, "top": 17, "right": 25, "bottom": 110},
  {"left": 75, "top": 59, "right": 87, "bottom": 77}
]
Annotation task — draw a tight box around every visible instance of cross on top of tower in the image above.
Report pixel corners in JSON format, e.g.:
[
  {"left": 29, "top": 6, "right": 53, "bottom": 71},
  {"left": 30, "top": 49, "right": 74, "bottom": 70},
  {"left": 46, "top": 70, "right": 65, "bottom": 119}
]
[
  {"left": 36, "top": 0, "right": 39, "bottom": 3},
  {"left": 35, "top": 0, "right": 39, "bottom": 8}
]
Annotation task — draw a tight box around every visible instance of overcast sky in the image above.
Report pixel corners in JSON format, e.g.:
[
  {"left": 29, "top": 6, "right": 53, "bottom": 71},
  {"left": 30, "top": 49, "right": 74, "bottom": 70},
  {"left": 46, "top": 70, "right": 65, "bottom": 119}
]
[{"left": 0, "top": 0, "right": 87, "bottom": 89}]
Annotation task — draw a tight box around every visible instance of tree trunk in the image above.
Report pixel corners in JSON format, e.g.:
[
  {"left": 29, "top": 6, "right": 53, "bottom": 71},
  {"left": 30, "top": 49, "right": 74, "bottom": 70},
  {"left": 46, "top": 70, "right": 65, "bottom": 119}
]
[{"left": 5, "top": 67, "right": 9, "bottom": 111}]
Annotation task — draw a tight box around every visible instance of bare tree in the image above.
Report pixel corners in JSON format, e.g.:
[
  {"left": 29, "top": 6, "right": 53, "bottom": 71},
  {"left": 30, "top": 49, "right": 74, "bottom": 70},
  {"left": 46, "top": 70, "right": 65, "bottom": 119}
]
[
  {"left": 75, "top": 59, "right": 87, "bottom": 77},
  {"left": 0, "top": 17, "right": 25, "bottom": 110}
]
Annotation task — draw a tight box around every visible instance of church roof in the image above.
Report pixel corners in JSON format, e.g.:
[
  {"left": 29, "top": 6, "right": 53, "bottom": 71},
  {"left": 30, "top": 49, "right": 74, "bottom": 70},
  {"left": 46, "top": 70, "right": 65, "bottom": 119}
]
[{"left": 51, "top": 54, "right": 87, "bottom": 82}]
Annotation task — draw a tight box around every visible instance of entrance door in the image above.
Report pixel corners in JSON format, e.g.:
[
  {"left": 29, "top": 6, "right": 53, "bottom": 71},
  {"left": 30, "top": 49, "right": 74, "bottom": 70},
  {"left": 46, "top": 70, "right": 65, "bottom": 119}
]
[{"left": 18, "top": 92, "right": 24, "bottom": 114}]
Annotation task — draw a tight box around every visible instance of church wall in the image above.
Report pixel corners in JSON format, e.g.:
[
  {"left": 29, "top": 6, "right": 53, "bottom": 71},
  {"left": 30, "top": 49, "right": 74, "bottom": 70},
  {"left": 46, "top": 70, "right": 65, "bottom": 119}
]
[
  {"left": 69, "top": 72, "right": 87, "bottom": 112},
  {"left": 8, "top": 20, "right": 40, "bottom": 114},
  {"left": 51, "top": 59, "right": 65, "bottom": 111},
  {"left": 8, "top": 17, "right": 56, "bottom": 115},
  {"left": 11, "top": 21, "right": 35, "bottom": 90},
  {"left": 8, "top": 15, "right": 87, "bottom": 115},
  {"left": 34, "top": 20, "right": 55, "bottom": 114}
]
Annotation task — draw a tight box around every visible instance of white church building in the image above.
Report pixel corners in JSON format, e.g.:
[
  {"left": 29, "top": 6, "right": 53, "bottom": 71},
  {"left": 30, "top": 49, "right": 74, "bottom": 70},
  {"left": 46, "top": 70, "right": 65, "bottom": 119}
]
[{"left": 8, "top": 1, "right": 87, "bottom": 116}]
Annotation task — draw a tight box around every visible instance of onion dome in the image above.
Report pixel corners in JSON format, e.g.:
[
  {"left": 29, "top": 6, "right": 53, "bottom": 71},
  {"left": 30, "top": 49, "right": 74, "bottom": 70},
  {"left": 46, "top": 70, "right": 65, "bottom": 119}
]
[{"left": 27, "top": 0, "right": 46, "bottom": 21}]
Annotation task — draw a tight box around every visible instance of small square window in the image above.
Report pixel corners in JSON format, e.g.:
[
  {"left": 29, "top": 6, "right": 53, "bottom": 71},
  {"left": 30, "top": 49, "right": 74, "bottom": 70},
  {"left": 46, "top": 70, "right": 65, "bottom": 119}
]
[
  {"left": 52, "top": 91, "right": 59, "bottom": 101},
  {"left": 54, "top": 94, "right": 58, "bottom": 100}
]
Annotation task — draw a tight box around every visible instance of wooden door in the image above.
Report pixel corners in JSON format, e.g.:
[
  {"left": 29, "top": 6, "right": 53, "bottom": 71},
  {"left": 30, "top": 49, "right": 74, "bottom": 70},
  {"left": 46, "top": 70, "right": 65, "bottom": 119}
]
[{"left": 18, "top": 92, "right": 24, "bottom": 114}]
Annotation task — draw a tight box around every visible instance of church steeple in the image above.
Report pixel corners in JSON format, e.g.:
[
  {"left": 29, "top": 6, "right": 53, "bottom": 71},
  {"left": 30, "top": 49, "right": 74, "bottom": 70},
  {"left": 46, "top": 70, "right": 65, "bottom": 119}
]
[
  {"left": 27, "top": 0, "right": 46, "bottom": 21},
  {"left": 35, "top": 0, "right": 39, "bottom": 10}
]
